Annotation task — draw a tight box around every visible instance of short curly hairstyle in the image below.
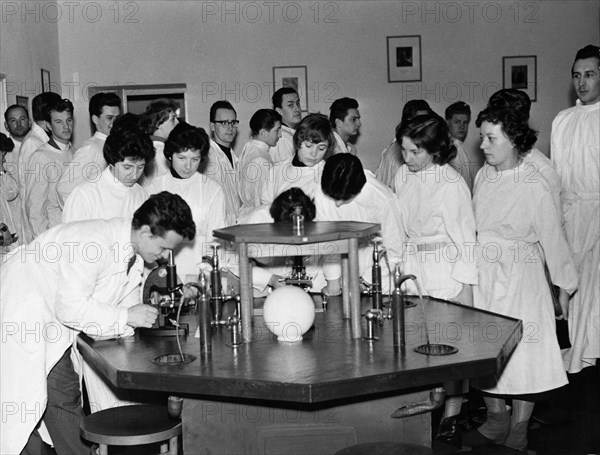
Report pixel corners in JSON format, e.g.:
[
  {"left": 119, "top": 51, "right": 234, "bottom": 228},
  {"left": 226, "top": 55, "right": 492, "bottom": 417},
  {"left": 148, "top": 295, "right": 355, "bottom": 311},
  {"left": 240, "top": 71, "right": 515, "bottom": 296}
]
[
  {"left": 476, "top": 106, "right": 538, "bottom": 156},
  {"left": 164, "top": 122, "right": 210, "bottom": 166},
  {"left": 103, "top": 128, "right": 155, "bottom": 165},
  {"left": 270, "top": 187, "right": 316, "bottom": 222},
  {"left": 396, "top": 114, "right": 457, "bottom": 165}
]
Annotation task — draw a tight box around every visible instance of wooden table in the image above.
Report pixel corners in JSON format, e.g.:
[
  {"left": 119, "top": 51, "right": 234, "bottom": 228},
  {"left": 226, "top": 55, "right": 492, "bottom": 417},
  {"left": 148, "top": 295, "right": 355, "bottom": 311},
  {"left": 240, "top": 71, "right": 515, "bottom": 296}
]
[
  {"left": 77, "top": 296, "right": 521, "bottom": 453},
  {"left": 213, "top": 221, "right": 381, "bottom": 342}
]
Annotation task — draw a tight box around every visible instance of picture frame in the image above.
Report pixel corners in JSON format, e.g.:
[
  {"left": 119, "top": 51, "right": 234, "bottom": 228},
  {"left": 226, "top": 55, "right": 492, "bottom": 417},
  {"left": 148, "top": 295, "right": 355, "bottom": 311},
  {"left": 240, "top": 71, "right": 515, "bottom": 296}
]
[
  {"left": 272, "top": 66, "right": 308, "bottom": 112},
  {"left": 41, "top": 69, "right": 51, "bottom": 93},
  {"left": 16, "top": 96, "right": 29, "bottom": 109},
  {"left": 387, "top": 35, "right": 422, "bottom": 83},
  {"left": 502, "top": 56, "right": 537, "bottom": 101}
]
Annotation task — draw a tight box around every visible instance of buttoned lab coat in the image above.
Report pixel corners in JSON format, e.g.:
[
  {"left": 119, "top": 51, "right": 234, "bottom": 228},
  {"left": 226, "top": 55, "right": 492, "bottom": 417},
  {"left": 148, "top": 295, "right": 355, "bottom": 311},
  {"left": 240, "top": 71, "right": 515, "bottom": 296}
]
[
  {"left": 0, "top": 218, "right": 143, "bottom": 454},
  {"left": 206, "top": 139, "right": 241, "bottom": 226}
]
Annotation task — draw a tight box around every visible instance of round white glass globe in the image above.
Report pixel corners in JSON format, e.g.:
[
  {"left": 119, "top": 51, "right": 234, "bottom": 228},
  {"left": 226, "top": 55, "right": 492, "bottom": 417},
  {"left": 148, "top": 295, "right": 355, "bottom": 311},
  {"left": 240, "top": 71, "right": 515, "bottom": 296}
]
[{"left": 263, "top": 286, "right": 316, "bottom": 342}]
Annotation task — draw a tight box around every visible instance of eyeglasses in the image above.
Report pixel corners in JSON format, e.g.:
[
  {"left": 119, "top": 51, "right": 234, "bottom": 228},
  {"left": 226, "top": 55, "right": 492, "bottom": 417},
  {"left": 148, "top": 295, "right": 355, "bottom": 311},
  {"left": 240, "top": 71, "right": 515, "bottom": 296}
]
[{"left": 213, "top": 120, "right": 239, "bottom": 128}]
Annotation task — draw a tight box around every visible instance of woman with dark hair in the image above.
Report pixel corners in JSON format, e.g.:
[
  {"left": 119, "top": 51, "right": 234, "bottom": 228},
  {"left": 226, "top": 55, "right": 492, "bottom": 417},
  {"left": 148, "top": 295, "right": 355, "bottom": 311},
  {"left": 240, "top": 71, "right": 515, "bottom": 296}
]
[
  {"left": 394, "top": 114, "right": 477, "bottom": 446},
  {"left": 261, "top": 114, "right": 336, "bottom": 208},
  {"left": 237, "top": 187, "right": 341, "bottom": 295},
  {"left": 375, "top": 99, "right": 433, "bottom": 189},
  {"left": 62, "top": 126, "right": 152, "bottom": 223},
  {"left": 145, "top": 122, "right": 228, "bottom": 279},
  {"left": 315, "top": 153, "right": 404, "bottom": 293},
  {"left": 238, "top": 109, "right": 282, "bottom": 216},
  {"left": 464, "top": 107, "right": 577, "bottom": 452}
]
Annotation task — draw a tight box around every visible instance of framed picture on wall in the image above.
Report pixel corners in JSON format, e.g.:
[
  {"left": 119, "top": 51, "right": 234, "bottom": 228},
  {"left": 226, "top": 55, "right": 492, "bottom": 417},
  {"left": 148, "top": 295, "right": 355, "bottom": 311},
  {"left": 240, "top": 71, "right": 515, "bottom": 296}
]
[
  {"left": 16, "top": 96, "right": 29, "bottom": 109},
  {"left": 387, "top": 35, "right": 422, "bottom": 83},
  {"left": 273, "top": 66, "right": 308, "bottom": 112},
  {"left": 503, "top": 56, "right": 537, "bottom": 101},
  {"left": 41, "top": 69, "right": 51, "bottom": 92}
]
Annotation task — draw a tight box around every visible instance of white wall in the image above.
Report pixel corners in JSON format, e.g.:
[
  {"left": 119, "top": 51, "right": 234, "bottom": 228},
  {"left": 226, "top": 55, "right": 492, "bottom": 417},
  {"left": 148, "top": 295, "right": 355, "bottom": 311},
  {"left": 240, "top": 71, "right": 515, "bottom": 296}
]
[
  {"left": 51, "top": 1, "right": 599, "bottom": 170},
  {"left": 1, "top": 1, "right": 62, "bottom": 118}
]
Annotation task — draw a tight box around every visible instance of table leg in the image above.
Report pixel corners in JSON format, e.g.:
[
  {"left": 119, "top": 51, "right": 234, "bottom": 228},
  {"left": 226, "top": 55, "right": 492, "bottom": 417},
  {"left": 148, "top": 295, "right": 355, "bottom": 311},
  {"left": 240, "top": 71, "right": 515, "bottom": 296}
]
[
  {"left": 238, "top": 242, "right": 253, "bottom": 342},
  {"left": 341, "top": 254, "right": 350, "bottom": 319},
  {"left": 348, "top": 238, "right": 361, "bottom": 339}
]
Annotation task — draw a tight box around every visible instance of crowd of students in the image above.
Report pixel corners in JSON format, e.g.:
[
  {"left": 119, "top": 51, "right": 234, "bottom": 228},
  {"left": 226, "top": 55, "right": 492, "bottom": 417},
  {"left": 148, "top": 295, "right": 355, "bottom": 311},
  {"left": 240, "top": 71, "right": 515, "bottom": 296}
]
[{"left": 0, "top": 44, "right": 598, "bottom": 454}]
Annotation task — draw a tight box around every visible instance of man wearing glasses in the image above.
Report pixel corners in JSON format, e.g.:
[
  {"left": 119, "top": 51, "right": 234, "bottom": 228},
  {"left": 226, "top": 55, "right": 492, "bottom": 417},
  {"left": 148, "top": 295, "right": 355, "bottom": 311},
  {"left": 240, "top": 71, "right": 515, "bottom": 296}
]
[{"left": 206, "top": 100, "right": 241, "bottom": 224}]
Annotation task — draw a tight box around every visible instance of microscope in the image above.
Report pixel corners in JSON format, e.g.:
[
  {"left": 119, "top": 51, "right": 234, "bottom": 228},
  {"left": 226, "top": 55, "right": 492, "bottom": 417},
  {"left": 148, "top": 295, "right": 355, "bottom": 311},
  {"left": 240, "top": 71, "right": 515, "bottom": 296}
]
[
  {"left": 141, "top": 250, "right": 189, "bottom": 336},
  {"left": 283, "top": 256, "right": 313, "bottom": 290}
]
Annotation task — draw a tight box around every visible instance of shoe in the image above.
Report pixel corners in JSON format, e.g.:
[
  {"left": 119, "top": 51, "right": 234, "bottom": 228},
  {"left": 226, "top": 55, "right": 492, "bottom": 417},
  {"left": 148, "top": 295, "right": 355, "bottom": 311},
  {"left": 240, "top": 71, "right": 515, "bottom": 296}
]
[{"left": 435, "top": 416, "right": 462, "bottom": 448}]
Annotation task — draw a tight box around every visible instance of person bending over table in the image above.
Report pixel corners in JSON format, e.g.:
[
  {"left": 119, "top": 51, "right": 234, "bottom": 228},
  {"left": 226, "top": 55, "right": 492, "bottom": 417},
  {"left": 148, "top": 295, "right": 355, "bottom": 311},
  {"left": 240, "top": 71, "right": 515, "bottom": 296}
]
[
  {"left": 0, "top": 192, "right": 195, "bottom": 455},
  {"left": 313, "top": 153, "right": 405, "bottom": 294}
]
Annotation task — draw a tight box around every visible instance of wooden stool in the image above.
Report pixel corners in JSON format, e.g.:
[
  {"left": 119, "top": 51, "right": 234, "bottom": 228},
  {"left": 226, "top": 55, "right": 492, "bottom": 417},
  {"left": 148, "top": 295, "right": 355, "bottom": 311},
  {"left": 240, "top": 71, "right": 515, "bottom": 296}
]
[
  {"left": 335, "top": 441, "right": 434, "bottom": 455},
  {"left": 81, "top": 405, "right": 182, "bottom": 455}
]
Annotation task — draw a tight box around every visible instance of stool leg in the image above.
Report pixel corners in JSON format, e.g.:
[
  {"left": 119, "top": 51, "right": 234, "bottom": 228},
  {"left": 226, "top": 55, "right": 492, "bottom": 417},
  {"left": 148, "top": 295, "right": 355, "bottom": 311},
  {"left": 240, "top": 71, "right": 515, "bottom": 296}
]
[
  {"left": 99, "top": 444, "right": 108, "bottom": 455},
  {"left": 168, "top": 436, "right": 178, "bottom": 455}
]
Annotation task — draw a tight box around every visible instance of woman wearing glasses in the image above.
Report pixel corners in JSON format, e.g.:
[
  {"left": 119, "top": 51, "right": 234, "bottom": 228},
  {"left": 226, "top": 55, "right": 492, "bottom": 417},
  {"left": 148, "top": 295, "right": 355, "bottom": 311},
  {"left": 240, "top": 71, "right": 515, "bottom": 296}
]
[{"left": 237, "top": 109, "right": 282, "bottom": 218}]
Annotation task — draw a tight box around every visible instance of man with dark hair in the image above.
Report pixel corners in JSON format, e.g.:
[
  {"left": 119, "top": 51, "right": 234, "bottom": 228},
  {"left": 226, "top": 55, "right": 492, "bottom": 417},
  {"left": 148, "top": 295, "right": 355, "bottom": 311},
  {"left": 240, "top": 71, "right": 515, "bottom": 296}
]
[
  {"left": 23, "top": 97, "right": 74, "bottom": 239},
  {"left": 315, "top": 153, "right": 404, "bottom": 292},
  {"left": 4, "top": 104, "right": 30, "bottom": 153},
  {"left": 205, "top": 100, "right": 240, "bottom": 224},
  {"left": 1, "top": 192, "right": 195, "bottom": 455},
  {"left": 270, "top": 87, "right": 302, "bottom": 162},
  {"left": 18, "top": 92, "right": 62, "bottom": 177},
  {"left": 551, "top": 44, "right": 600, "bottom": 375},
  {"left": 329, "top": 97, "right": 360, "bottom": 155},
  {"left": 445, "top": 101, "right": 471, "bottom": 142},
  {"left": 142, "top": 98, "right": 180, "bottom": 180},
  {"left": 444, "top": 101, "right": 476, "bottom": 192},
  {"left": 56, "top": 92, "right": 121, "bottom": 205}
]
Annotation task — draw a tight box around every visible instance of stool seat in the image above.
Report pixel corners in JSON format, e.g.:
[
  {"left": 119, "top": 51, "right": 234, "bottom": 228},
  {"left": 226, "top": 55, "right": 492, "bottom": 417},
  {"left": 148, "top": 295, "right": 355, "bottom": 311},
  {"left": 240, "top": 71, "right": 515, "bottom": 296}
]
[
  {"left": 81, "top": 404, "right": 181, "bottom": 452},
  {"left": 335, "top": 441, "right": 434, "bottom": 455}
]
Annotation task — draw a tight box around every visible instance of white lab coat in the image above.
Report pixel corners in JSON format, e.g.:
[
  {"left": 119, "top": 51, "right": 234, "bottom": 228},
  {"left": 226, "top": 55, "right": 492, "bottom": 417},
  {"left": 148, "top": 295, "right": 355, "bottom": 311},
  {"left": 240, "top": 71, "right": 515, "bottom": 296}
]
[
  {"left": 24, "top": 139, "right": 73, "bottom": 237},
  {"left": 395, "top": 163, "right": 477, "bottom": 299},
  {"left": 145, "top": 171, "right": 228, "bottom": 280},
  {"left": 375, "top": 139, "right": 403, "bottom": 190},
  {"left": 263, "top": 158, "right": 326, "bottom": 208},
  {"left": 333, "top": 131, "right": 352, "bottom": 155},
  {"left": 269, "top": 125, "right": 295, "bottom": 163},
  {"left": 314, "top": 171, "right": 405, "bottom": 292},
  {"left": 236, "top": 206, "right": 341, "bottom": 294},
  {"left": 238, "top": 139, "right": 273, "bottom": 217},
  {"left": 205, "top": 139, "right": 241, "bottom": 226},
  {"left": 450, "top": 139, "right": 478, "bottom": 194},
  {"left": 0, "top": 218, "right": 143, "bottom": 454},
  {"left": 17, "top": 123, "right": 49, "bottom": 243},
  {"left": 473, "top": 163, "right": 578, "bottom": 395},
  {"left": 62, "top": 167, "right": 148, "bottom": 223},
  {"left": 142, "top": 139, "right": 168, "bottom": 182},
  {"left": 56, "top": 131, "right": 107, "bottom": 208},
  {"left": 551, "top": 100, "right": 600, "bottom": 374}
]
